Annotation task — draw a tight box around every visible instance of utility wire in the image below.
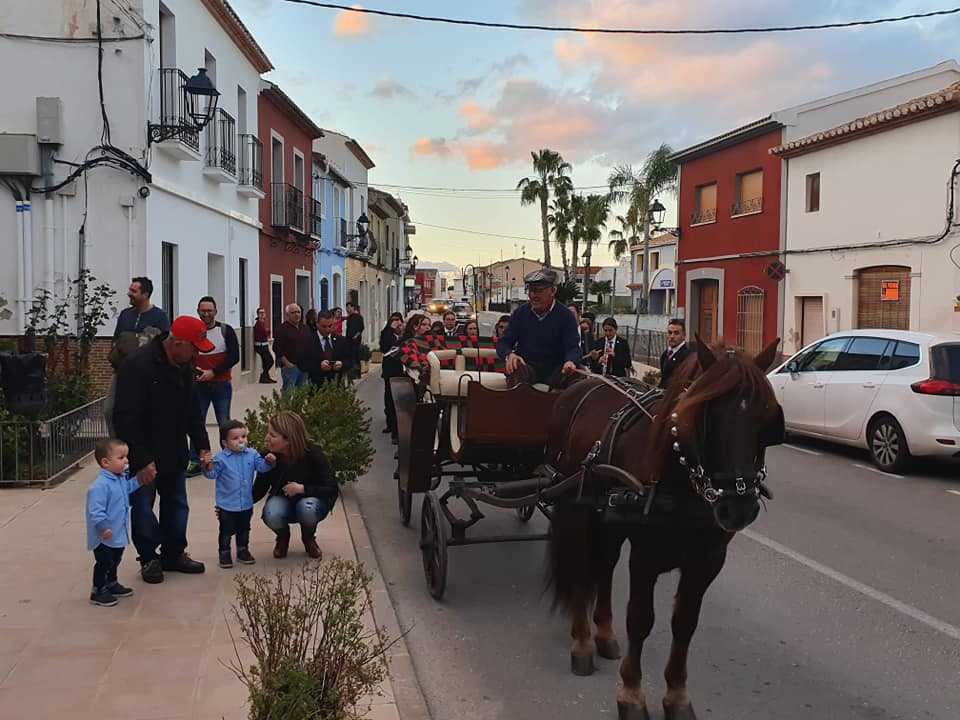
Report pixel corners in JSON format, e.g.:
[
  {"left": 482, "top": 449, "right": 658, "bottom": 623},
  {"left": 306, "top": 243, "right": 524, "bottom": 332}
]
[
  {"left": 315, "top": 175, "right": 611, "bottom": 193},
  {"left": 282, "top": 1, "right": 960, "bottom": 35}
]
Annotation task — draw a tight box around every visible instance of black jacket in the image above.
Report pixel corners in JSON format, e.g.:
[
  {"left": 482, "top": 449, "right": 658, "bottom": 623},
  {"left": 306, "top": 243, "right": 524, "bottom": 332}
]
[
  {"left": 590, "top": 336, "right": 632, "bottom": 377},
  {"left": 345, "top": 313, "right": 365, "bottom": 342},
  {"left": 380, "top": 327, "right": 404, "bottom": 379},
  {"left": 659, "top": 342, "right": 691, "bottom": 389},
  {"left": 252, "top": 443, "right": 338, "bottom": 504},
  {"left": 303, "top": 330, "right": 353, "bottom": 384},
  {"left": 113, "top": 334, "right": 210, "bottom": 476}
]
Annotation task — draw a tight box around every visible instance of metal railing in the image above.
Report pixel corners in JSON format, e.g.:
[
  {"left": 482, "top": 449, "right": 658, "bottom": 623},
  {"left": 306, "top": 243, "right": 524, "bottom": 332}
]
[
  {"left": 339, "top": 218, "right": 348, "bottom": 247},
  {"left": 622, "top": 328, "right": 668, "bottom": 366},
  {"left": 691, "top": 207, "right": 717, "bottom": 225},
  {"left": 205, "top": 108, "right": 237, "bottom": 175},
  {"left": 157, "top": 68, "right": 200, "bottom": 151},
  {"left": 271, "top": 183, "right": 304, "bottom": 231},
  {"left": 731, "top": 196, "right": 763, "bottom": 216},
  {"left": 0, "top": 397, "right": 109, "bottom": 487},
  {"left": 238, "top": 134, "right": 263, "bottom": 189},
  {"left": 309, "top": 198, "right": 323, "bottom": 237}
]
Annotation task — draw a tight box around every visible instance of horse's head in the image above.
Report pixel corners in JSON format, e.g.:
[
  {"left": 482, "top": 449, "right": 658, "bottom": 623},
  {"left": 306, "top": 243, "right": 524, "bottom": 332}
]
[{"left": 655, "top": 336, "right": 784, "bottom": 532}]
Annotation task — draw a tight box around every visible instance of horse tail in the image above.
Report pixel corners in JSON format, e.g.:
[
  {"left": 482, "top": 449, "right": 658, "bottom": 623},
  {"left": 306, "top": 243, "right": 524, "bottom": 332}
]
[{"left": 545, "top": 501, "right": 596, "bottom": 614}]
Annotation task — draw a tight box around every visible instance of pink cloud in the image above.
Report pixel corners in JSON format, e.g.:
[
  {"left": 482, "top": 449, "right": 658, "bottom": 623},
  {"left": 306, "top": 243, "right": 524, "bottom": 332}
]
[
  {"left": 462, "top": 142, "right": 508, "bottom": 171},
  {"left": 333, "top": 5, "right": 371, "bottom": 37},
  {"left": 411, "top": 137, "right": 452, "bottom": 158},
  {"left": 459, "top": 101, "right": 497, "bottom": 132}
]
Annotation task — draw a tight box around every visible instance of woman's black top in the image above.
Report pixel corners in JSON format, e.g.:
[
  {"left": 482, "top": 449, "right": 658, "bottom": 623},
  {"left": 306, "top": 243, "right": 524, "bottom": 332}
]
[
  {"left": 252, "top": 443, "right": 338, "bottom": 505},
  {"left": 380, "top": 327, "right": 404, "bottom": 378}
]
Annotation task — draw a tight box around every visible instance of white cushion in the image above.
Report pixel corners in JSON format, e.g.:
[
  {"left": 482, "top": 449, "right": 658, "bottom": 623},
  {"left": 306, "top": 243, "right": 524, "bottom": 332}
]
[
  {"left": 438, "top": 370, "right": 508, "bottom": 397},
  {"left": 449, "top": 404, "right": 462, "bottom": 456}
]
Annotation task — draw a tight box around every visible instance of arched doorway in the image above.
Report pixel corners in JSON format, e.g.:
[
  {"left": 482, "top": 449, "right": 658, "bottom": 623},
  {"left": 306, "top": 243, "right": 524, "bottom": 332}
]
[
  {"left": 856, "top": 265, "right": 911, "bottom": 330},
  {"left": 332, "top": 272, "right": 342, "bottom": 309},
  {"left": 319, "top": 277, "right": 329, "bottom": 311}
]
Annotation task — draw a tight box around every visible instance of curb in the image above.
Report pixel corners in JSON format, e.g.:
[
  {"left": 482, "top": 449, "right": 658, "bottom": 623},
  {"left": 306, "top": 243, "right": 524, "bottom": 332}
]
[{"left": 341, "top": 483, "right": 432, "bottom": 720}]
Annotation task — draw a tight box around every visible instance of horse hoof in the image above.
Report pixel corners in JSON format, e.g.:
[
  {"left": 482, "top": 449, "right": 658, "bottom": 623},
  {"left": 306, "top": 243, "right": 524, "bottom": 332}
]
[
  {"left": 570, "top": 652, "right": 594, "bottom": 676},
  {"left": 663, "top": 702, "right": 697, "bottom": 720},
  {"left": 617, "top": 701, "right": 651, "bottom": 720},
  {"left": 595, "top": 636, "right": 622, "bottom": 659}
]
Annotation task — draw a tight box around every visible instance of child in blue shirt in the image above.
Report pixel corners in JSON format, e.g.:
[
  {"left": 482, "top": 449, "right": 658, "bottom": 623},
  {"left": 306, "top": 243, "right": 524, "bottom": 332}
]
[
  {"left": 85, "top": 438, "right": 153, "bottom": 607},
  {"left": 204, "top": 420, "right": 275, "bottom": 568}
]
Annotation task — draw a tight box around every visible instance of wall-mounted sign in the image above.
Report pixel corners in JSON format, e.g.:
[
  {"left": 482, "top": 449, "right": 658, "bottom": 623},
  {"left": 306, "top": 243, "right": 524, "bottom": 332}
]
[
  {"left": 765, "top": 260, "right": 787, "bottom": 281},
  {"left": 658, "top": 279, "right": 673, "bottom": 289},
  {"left": 404, "top": 277, "right": 416, "bottom": 287},
  {"left": 880, "top": 280, "right": 900, "bottom": 302}
]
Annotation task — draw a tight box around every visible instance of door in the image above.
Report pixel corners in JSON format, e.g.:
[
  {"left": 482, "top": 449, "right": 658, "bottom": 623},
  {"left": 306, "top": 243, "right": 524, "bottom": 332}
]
[
  {"left": 822, "top": 336, "right": 889, "bottom": 440},
  {"left": 697, "top": 280, "right": 719, "bottom": 344},
  {"left": 271, "top": 280, "right": 283, "bottom": 334},
  {"left": 320, "top": 277, "right": 329, "bottom": 311},
  {"left": 800, "top": 296, "right": 824, "bottom": 347},
  {"left": 781, "top": 336, "right": 848, "bottom": 434},
  {"left": 296, "top": 274, "right": 311, "bottom": 311},
  {"left": 238, "top": 258, "right": 248, "bottom": 371}
]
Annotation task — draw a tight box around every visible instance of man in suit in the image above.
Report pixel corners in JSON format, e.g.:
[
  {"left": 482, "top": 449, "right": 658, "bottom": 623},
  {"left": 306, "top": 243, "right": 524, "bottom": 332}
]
[
  {"left": 441, "top": 311, "right": 462, "bottom": 340},
  {"left": 589, "top": 317, "right": 632, "bottom": 377},
  {"left": 659, "top": 318, "right": 691, "bottom": 388},
  {"left": 305, "top": 310, "right": 352, "bottom": 385}
]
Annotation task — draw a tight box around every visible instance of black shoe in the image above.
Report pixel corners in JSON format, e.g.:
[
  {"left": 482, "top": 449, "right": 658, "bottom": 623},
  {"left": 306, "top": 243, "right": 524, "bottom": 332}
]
[
  {"left": 260, "top": 377, "right": 277, "bottom": 384},
  {"left": 236, "top": 547, "right": 256, "bottom": 565},
  {"left": 218, "top": 550, "right": 233, "bottom": 568},
  {"left": 106, "top": 581, "right": 134, "bottom": 598},
  {"left": 382, "top": 427, "right": 393, "bottom": 434},
  {"left": 90, "top": 588, "right": 118, "bottom": 607},
  {"left": 185, "top": 461, "right": 202, "bottom": 478},
  {"left": 141, "top": 558, "right": 164, "bottom": 584},
  {"left": 391, "top": 435, "right": 398, "bottom": 446},
  {"left": 162, "top": 552, "right": 205, "bottom": 574}
]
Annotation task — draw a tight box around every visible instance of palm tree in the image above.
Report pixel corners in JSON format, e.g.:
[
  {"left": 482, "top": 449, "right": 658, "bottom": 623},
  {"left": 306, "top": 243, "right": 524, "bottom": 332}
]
[
  {"left": 569, "top": 193, "right": 586, "bottom": 276},
  {"left": 607, "top": 208, "right": 640, "bottom": 260},
  {"left": 517, "top": 149, "right": 571, "bottom": 267},
  {"left": 548, "top": 175, "right": 574, "bottom": 279},
  {"left": 578, "top": 193, "right": 610, "bottom": 310}
]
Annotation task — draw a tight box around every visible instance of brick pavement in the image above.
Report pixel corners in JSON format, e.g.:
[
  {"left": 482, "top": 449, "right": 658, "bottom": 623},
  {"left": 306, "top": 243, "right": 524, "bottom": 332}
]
[{"left": 0, "top": 376, "right": 400, "bottom": 720}]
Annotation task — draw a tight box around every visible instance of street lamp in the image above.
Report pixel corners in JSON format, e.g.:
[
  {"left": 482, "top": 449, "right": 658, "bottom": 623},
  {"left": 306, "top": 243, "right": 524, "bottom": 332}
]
[
  {"left": 148, "top": 67, "right": 221, "bottom": 145},
  {"left": 639, "top": 198, "right": 667, "bottom": 314},
  {"left": 344, "top": 212, "right": 371, "bottom": 252},
  {"left": 648, "top": 198, "right": 666, "bottom": 228},
  {"left": 503, "top": 265, "right": 510, "bottom": 305}
]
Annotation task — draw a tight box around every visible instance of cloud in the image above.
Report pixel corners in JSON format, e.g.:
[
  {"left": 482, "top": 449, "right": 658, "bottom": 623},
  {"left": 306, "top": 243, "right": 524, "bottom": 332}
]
[
  {"left": 462, "top": 143, "right": 509, "bottom": 171},
  {"left": 491, "top": 52, "right": 532, "bottom": 75},
  {"left": 459, "top": 101, "right": 496, "bottom": 132},
  {"left": 435, "top": 53, "right": 532, "bottom": 101},
  {"left": 333, "top": 5, "right": 372, "bottom": 36},
  {"left": 411, "top": 137, "right": 452, "bottom": 158},
  {"left": 370, "top": 78, "right": 414, "bottom": 99}
]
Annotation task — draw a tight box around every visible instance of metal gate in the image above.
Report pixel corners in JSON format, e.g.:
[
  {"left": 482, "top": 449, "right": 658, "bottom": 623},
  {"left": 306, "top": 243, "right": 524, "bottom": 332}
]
[
  {"left": 736, "top": 286, "right": 765, "bottom": 355},
  {"left": 856, "top": 266, "right": 911, "bottom": 330}
]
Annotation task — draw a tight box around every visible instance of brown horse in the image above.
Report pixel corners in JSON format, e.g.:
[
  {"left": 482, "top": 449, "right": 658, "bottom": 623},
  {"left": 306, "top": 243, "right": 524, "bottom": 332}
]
[{"left": 544, "top": 338, "right": 783, "bottom": 720}]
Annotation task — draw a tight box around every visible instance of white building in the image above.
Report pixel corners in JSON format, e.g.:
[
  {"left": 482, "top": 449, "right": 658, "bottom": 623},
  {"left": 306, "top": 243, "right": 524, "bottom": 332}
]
[
  {"left": 773, "top": 81, "right": 960, "bottom": 354},
  {"left": 0, "top": 0, "right": 272, "bottom": 379},
  {"left": 627, "top": 231, "right": 678, "bottom": 315}
]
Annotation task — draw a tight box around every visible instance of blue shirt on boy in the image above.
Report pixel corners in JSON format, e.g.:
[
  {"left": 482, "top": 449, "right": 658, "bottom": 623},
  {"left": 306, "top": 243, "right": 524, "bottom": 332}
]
[
  {"left": 86, "top": 468, "right": 140, "bottom": 551},
  {"left": 205, "top": 447, "right": 273, "bottom": 511}
]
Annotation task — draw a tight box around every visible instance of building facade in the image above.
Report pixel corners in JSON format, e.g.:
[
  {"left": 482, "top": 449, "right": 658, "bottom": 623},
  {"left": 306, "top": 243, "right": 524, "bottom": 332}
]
[
  {"left": 627, "top": 231, "right": 678, "bottom": 315},
  {"left": 312, "top": 155, "right": 349, "bottom": 312}
]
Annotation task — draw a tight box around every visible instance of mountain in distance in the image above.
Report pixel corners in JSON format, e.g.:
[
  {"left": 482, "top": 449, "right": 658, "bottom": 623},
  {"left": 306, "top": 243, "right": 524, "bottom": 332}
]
[{"left": 416, "top": 260, "right": 459, "bottom": 272}]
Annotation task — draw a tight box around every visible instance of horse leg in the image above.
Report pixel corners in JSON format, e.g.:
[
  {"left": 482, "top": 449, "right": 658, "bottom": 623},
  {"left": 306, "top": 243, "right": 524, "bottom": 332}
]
[
  {"left": 618, "top": 544, "right": 657, "bottom": 720},
  {"left": 594, "top": 527, "right": 627, "bottom": 659},
  {"left": 662, "top": 549, "right": 728, "bottom": 720},
  {"left": 570, "top": 589, "right": 596, "bottom": 676}
]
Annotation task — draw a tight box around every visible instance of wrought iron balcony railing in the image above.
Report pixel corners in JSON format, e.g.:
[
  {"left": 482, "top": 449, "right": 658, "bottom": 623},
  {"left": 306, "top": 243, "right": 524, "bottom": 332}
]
[
  {"left": 691, "top": 207, "right": 717, "bottom": 225},
  {"left": 152, "top": 68, "right": 200, "bottom": 151},
  {"left": 731, "top": 197, "right": 763, "bottom": 216},
  {"left": 238, "top": 134, "right": 263, "bottom": 190},
  {"left": 271, "top": 183, "right": 304, "bottom": 232},
  {"left": 339, "top": 218, "right": 348, "bottom": 247},
  {"left": 204, "top": 108, "right": 237, "bottom": 176},
  {"left": 309, "top": 198, "right": 323, "bottom": 237}
]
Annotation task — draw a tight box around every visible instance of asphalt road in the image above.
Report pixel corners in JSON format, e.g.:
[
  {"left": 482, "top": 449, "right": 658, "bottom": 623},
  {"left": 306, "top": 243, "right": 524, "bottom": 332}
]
[{"left": 352, "top": 377, "right": 960, "bottom": 720}]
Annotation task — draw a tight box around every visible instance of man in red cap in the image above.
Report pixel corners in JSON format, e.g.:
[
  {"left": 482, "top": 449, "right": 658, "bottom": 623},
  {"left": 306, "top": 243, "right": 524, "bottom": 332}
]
[{"left": 113, "top": 315, "right": 214, "bottom": 583}]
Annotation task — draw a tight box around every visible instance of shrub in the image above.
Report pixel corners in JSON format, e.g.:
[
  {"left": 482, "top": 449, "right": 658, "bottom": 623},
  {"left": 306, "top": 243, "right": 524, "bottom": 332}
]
[
  {"left": 641, "top": 368, "right": 661, "bottom": 387},
  {"left": 244, "top": 383, "right": 374, "bottom": 484},
  {"left": 227, "top": 560, "right": 391, "bottom": 720}
]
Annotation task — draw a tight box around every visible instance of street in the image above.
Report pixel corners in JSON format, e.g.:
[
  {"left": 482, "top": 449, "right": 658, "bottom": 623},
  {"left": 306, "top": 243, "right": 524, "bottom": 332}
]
[{"left": 352, "top": 377, "right": 960, "bottom": 720}]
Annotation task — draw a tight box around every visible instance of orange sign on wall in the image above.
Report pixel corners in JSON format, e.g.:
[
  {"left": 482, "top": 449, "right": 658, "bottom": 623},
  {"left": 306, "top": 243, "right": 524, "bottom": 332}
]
[{"left": 880, "top": 280, "right": 900, "bottom": 302}]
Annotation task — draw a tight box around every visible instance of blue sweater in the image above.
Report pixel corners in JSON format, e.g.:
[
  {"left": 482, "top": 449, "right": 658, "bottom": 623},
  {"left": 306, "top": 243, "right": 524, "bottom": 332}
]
[
  {"left": 204, "top": 447, "right": 274, "bottom": 511},
  {"left": 86, "top": 468, "right": 141, "bottom": 550},
  {"left": 496, "top": 302, "right": 581, "bottom": 370}
]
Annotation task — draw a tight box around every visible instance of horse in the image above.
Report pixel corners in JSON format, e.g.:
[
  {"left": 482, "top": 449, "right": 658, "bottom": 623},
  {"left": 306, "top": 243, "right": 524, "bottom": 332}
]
[{"left": 544, "top": 337, "right": 784, "bottom": 720}]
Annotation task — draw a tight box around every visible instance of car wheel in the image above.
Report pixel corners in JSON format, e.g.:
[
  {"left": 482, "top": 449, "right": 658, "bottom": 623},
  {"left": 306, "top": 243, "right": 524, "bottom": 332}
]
[{"left": 867, "top": 415, "right": 910, "bottom": 474}]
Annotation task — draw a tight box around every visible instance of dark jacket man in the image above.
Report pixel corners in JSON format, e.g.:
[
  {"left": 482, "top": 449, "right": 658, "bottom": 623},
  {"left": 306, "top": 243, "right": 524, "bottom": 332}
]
[
  {"left": 303, "top": 312, "right": 353, "bottom": 384},
  {"left": 591, "top": 335, "right": 632, "bottom": 377},
  {"left": 273, "top": 318, "right": 313, "bottom": 370},
  {"left": 659, "top": 341, "right": 691, "bottom": 389}
]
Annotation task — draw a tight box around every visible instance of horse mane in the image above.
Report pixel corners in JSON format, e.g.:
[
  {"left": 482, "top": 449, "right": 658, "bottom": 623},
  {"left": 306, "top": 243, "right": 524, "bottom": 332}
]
[{"left": 646, "top": 342, "right": 779, "bottom": 484}]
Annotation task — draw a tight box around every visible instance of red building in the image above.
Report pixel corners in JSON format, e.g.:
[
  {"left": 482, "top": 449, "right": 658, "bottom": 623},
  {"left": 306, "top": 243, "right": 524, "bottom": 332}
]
[
  {"left": 257, "top": 82, "right": 324, "bottom": 334},
  {"left": 673, "top": 118, "right": 784, "bottom": 355},
  {"left": 415, "top": 269, "right": 439, "bottom": 306}
]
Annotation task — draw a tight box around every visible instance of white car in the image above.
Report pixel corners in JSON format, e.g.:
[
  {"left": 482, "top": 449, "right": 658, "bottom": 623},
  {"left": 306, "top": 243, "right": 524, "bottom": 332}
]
[{"left": 768, "top": 329, "right": 960, "bottom": 473}]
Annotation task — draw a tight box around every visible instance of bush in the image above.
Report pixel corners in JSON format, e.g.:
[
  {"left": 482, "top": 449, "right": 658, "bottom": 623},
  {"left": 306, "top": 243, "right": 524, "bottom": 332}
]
[
  {"left": 244, "top": 383, "right": 374, "bottom": 484},
  {"left": 641, "top": 368, "right": 661, "bottom": 387},
  {"left": 227, "top": 560, "right": 391, "bottom": 720}
]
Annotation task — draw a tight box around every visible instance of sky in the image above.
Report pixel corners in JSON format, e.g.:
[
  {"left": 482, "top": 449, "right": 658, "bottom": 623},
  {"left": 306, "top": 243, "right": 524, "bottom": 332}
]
[{"left": 229, "top": 0, "right": 960, "bottom": 268}]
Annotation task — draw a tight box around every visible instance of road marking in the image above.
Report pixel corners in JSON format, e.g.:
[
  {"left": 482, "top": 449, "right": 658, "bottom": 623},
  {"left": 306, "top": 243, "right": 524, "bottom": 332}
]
[
  {"left": 947, "top": 490, "right": 960, "bottom": 497},
  {"left": 742, "top": 529, "right": 960, "bottom": 643},
  {"left": 781, "top": 443, "right": 821, "bottom": 456},
  {"left": 852, "top": 463, "right": 905, "bottom": 479}
]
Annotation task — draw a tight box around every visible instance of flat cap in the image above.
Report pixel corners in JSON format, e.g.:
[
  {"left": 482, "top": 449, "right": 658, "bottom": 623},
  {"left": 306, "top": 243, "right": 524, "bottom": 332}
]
[{"left": 523, "top": 267, "right": 558, "bottom": 287}]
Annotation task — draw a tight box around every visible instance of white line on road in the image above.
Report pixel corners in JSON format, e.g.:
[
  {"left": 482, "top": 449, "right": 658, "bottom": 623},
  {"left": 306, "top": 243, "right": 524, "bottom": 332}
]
[
  {"left": 947, "top": 490, "right": 960, "bottom": 497},
  {"left": 852, "top": 463, "right": 905, "bottom": 479},
  {"left": 742, "top": 529, "right": 960, "bottom": 643},
  {"left": 781, "top": 443, "right": 822, "bottom": 456}
]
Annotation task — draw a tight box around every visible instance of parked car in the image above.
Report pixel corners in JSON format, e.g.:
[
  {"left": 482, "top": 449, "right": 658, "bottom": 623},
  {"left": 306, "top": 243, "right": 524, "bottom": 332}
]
[
  {"left": 452, "top": 302, "right": 476, "bottom": 325},
  {"left": 427, "top": 300, "right": 449, "bottom": 316},
  {"left": 768, "top": 329, "right": 960, "bottom": 473}
]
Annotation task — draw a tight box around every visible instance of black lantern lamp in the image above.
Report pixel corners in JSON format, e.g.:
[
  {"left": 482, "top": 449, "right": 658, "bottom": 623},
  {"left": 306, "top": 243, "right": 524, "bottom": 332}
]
[
  {"left": 648, "top": 198, "right": 666, "bottom": 228},
  {"left": 148, "top": 67, "right": 221, "bottom": 145},
  {"left": 356, "top": 212, "right": 370, "bottom": 238}
]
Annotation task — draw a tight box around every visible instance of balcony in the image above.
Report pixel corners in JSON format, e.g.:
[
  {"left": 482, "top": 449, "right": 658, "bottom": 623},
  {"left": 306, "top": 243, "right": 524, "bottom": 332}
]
[
  {"left": 237, "top": 134, "right": 264, "bottom": 198},
  {"left": 690, "top": 207, "right": 717, "bottom": 226},
  {"left": 203, "top": 109, "right": 237, "bottom": 183},
  {"left": 339, "top": 218, "right": 348, "bottom": 248},
  {"left": 271, "top": 183, "right": 304, "bottom": 233},
  {"left": 731, "top": 196, "right": 763, "bottom": 217},
  {"left": 309, "top": 198, "right": 322, "bottom": 238},
  {"left": 152, "top": 68, "right": 201, "bottom": 161}
]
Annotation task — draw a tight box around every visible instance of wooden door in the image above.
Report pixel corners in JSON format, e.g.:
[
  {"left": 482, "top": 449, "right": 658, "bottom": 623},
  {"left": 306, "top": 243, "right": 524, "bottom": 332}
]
[
  {"left": 698, "top": 281, "right": 719, "bottom": 344},
  {"left": 800, "top": 296, "right": 824, "bottom": 348},
  {"left": 857, "top": 266, "right": 911, "bottom": 330}
]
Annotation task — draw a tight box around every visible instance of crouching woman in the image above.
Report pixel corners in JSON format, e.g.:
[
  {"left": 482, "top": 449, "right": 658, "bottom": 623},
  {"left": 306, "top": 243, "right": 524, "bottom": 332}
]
[{"left": 253, "top": 411, "right": 338, "bottom": 560}]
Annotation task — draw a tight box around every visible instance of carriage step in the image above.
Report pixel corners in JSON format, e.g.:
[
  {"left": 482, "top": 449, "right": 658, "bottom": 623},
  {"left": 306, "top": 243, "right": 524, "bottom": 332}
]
[{"left": 489, "top": 476, "right": 548, "bottom": 499}]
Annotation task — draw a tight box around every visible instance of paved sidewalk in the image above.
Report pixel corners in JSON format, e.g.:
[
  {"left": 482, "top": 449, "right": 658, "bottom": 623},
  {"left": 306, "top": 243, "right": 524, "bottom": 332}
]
[{"left": 0, "top": 376, "right": 401, "bottom": 720}]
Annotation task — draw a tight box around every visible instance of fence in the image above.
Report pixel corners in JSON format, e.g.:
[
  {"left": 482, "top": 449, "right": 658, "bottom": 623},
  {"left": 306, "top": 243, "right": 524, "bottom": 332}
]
[
  {"left": 621, "top": 328, "right": 668, "bottom": 367},
  {"left": 0, "top": 397, "right": 109, "bottom": 487}
]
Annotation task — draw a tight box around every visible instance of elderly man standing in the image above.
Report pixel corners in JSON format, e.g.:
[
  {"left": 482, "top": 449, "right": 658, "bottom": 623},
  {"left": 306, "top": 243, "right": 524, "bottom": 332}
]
[
  {"left": 113, "top": 316, "right": 213, "bottom": 583},
  {"left": 496, "top": 268, "right": 580, "bottom": 387},
  {"left": 273, "top": 303, "right": 312, "bottom": 393}
]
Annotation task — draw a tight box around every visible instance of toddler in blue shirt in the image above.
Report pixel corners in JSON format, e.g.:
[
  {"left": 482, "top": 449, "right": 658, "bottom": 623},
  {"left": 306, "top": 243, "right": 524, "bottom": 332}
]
[
  {"left": 204, "top": 420, "right": 275, "bottom": 568},
  {"left": 85, "top": 438, "right": 153, "bottom": 607}
]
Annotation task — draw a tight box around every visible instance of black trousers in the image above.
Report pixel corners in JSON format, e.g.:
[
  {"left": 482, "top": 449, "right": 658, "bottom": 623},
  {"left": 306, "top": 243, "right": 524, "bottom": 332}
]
[
  {"left": 218, "top": 507, "right": 253, "bottom": 551},
  {"left": 255, "top": 343, "right": 274, "bottom": 380},
  {"left": 383, "top": 377, "right": 398, "bottom": 434},
  {"left": 92, "top": 544, "right": 124, "bottom": 590}
]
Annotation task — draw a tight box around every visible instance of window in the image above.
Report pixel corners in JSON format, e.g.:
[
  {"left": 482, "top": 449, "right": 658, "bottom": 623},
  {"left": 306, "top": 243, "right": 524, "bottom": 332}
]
[
  {"left": 805, "top": 172, "right": 820, "bottom": 213},
  {"left": 733, "top": 170, "right": 763, "bottom": 216},
  {"left": 237, "top": 86, "right": 247, "bottom": 135},
  {"left": 159, "top": 3, "right": 176, "bottom": 66},
  {"left": 161, "top": 242, "right": 177, "bottom": 322},
  {"left": 930, "top": 343, "right": 960, "bottom": 380},
  {"left": 798, "top": 337, "right": 848, "bottom": 372},
  {"left": 271, "top": 137, "right": 283, "bottom": 185},
  {"left": 692, "top": 183, "right": 717, "bottom": 224},
  {"left": 650, "top": 252, "right": 660, "bottom": 271},
  {"left": 885, "top": 341, "right": 920, "bottom": 370},
  {"left": 203, "top": 49, "right": 217, "bottom": 89},
  {"left": 834, "top": 337, "right": 889, "bottom": 371},
  {"left": 635, "top": 255, "right": 643, "bottom": 273},
  {"left": 736, "top": 286, "right": 764, "bottom": 355},
  {"left": 294, "top": 152, "right": 304, "bottom": 191}
]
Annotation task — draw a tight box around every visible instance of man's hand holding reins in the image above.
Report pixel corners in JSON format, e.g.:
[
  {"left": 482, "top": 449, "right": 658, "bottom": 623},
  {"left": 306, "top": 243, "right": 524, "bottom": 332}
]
[{"left": 506, "top": 352, "right": 526, "bottom": 374}]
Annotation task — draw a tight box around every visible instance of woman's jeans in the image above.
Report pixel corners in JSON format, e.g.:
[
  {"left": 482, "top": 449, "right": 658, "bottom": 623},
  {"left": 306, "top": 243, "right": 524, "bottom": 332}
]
[{"left": 262, "top": 495, "right": 330, "bottom": 538}]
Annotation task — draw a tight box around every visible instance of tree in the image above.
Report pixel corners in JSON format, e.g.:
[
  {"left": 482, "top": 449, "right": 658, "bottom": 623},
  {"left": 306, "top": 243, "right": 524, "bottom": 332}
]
[
  {"left": 578, "top": 193, "right": 610, "bottom": 312},
  {"left": 607, "top": 208, "right": 640, "bottom": 260},
  {"left": 517, "top": 149, "right": 570, "bottom": 267},
  {"left": 569, "top": 193, "right": 586, "bottom": 276},
  {"left": 547, "top": 175, "right": 574, "bottom": 279},
  {"left": 589, "top": 280, "right": 613, "bottom": 308}
]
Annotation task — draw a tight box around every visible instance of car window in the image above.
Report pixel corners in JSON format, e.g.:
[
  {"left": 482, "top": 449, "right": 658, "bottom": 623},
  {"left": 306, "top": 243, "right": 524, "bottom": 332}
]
[
  {"left": 833, "top": 337, "right": 890, "bottom": 371},
  {"left": 886, "top": 341, "right": 921, "bottom": 370},
  {"left": 930, "top": 343, "right": 960, "bottom": 381},
  {"left": 799, "top": 337, "right": 848, "bottom": 371}
]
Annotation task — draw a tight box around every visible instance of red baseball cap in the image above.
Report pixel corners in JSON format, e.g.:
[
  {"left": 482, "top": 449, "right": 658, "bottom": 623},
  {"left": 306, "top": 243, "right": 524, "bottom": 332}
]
[{"left": 170, "top": 316, "right": 215, "bottom": 352}]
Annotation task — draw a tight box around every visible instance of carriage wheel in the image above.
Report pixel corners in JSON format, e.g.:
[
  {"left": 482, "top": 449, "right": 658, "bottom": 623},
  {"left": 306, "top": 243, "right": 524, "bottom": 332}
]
[
  {"left": 516, "top": 504, "right": 535, "bottom": 522},
  {"left": 419, "top": 493, "right": 448, "bottom": 600},
  {"left": 397, "top": 475, "right": 413, "bottom": 527}
]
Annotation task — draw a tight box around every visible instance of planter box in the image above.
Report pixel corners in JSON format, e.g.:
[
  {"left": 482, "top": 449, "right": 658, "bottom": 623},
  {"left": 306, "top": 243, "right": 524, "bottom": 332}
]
[{"left": 370, "top": 351, "right": 383, "bottom": 363}]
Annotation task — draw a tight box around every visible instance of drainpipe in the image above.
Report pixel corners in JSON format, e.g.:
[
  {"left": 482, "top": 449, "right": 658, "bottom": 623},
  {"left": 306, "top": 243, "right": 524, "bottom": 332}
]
[
  {"left": 45, "top": 195, "right": 55, "bottom": 292},
  {"left": 15, "top": 200, "right": 25, "bottom": 334},
  {"left": 23, "top": 200, "right": 34, "bottom": 312}
]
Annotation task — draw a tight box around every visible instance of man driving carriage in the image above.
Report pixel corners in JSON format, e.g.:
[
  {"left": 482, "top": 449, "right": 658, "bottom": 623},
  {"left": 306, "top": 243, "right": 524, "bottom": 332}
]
[{"left": 496, "top": 268, "right": 581, "bottom": 387}]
